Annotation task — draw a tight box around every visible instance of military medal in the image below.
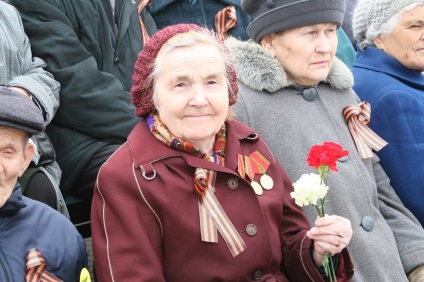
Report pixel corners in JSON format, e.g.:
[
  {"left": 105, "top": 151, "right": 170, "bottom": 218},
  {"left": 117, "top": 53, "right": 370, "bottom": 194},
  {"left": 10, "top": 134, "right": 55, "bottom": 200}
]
[
  {"left": 260, "top": 174, "right": 274, "bottom": 190},
  {"left": 251, "top": 181, "right": 263, "bottom": 195},
  {"left": 250, "top": 151, "right": 274, "bottom": 190},
  {"left": 237, "top": 151, "right": 273, "bottom": 195}
]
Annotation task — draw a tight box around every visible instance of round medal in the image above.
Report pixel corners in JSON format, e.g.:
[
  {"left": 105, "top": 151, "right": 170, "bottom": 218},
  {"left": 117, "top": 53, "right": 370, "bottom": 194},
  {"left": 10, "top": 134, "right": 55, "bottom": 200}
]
[
  {"left": 260, "top": 174, "right": 274, "bottom": 190},
  {"left": 251, "top": 181, "right": 263, "bottom": 195}
]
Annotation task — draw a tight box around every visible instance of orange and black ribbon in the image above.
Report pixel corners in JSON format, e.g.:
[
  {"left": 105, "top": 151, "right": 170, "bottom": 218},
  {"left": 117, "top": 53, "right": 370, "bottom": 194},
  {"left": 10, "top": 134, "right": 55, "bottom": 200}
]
[
  {"left": 25, "top": 248, "right": 63, "bottom": 282},
  {"left": 195, "top": 168, "right": 246, "bottom": 257},
  {"left": 343, "top": 101, "right": 387, "bottom": 159},
  {"left": 137, "top": 0, "right": 152, "bottom": 45},
  {"left": 215, "top": 5, "right": 237, "bottom": 40}
]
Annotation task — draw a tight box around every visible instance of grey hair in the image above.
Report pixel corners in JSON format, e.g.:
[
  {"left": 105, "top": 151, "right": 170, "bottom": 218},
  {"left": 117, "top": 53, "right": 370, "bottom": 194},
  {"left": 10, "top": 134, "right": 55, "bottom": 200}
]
[
  {"left": 361, "top": 2, "right": 423, "bottom": 49},
  {"left": 147, "top": 30, "right": 235, "bottom": 117}
]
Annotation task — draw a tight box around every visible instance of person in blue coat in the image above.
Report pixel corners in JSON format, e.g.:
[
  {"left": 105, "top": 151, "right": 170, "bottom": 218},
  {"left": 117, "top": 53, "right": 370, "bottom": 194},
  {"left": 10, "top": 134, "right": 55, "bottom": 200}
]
[
  {"left": 352, "top": 0, "right": 424, "bottom": 230},
  {"left": 0, "top": 86, "right": 87, "bottom": 281}
]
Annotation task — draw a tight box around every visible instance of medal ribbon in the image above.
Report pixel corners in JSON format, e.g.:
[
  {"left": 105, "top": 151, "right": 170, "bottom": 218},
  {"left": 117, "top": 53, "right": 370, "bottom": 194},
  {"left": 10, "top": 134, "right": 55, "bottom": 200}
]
[
  {"left": 215, "top": 5, "right": 237, "bottom": 40},
  {"left": 25, "top": 248, "right": 63, "bottom": 282},
  {"left": 343, "top": 102, "right": 387, "bottom": 159},
  {"left": 244, "top": 156, "right": 255, "bottom": 181},
  {"left": 196, "top": 168, "right": 246, "bottom": 257},
  {"left": 249, "top": 151, "right": 270, "bottom": 175},
  {"left": 237, "top": 154, "right": 245, "bottom": 179}
]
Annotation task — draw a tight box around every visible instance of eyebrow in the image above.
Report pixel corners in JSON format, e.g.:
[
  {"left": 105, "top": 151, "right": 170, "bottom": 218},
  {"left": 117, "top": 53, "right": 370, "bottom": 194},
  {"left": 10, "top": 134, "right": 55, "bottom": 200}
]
[{"left": 404, "top": 19, "right": 424, "bottom": 26}]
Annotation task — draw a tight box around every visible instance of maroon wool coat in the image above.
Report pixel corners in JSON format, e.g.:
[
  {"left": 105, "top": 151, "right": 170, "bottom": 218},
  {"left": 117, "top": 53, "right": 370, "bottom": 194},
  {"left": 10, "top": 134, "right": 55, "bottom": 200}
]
[{"left": 91, "top": 119, "right": 353, "bottom": 281}]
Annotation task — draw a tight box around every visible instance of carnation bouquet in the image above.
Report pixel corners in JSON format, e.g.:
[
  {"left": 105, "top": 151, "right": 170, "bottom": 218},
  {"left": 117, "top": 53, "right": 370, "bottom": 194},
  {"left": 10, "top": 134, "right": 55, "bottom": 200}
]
[{"left": 290, "top": 142, "right": 349, "bottom": 282}]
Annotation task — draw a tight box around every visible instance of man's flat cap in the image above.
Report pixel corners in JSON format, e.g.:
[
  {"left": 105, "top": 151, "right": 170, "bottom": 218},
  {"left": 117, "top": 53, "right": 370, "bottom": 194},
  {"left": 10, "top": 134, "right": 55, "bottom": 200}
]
[{"left": 0, "top": 86, "right": 45, "bottom": 135}]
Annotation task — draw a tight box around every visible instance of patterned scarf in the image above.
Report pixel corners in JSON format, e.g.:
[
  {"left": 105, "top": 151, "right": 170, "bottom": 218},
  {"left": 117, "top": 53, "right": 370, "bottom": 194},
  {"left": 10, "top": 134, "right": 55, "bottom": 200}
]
[
  {"left": 147, "top": 114, "right": 246, "bottom": 256},
  {"left": 147, "top": 114, "right": 226, "bottom": 196}
]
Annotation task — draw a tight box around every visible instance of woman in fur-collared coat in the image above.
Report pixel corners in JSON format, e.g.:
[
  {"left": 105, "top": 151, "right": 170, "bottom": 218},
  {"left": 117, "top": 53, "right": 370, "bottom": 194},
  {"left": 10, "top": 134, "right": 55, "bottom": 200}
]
[{"left": 228, "top": 0, "right": 424, "bottom": 281}]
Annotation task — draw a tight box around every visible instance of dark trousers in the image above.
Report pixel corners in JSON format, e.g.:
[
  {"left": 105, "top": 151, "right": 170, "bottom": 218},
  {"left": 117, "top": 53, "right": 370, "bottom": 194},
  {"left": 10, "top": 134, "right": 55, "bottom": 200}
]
[{"left": 70, "top": 144, "right": 121, "bottom": 201}]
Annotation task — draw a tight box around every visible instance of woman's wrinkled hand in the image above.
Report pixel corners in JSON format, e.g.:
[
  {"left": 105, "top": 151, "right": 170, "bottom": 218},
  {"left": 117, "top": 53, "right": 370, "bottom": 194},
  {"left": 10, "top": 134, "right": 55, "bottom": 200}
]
[{"left": 306, "top": 215, "right": 352, "bottom": 266}]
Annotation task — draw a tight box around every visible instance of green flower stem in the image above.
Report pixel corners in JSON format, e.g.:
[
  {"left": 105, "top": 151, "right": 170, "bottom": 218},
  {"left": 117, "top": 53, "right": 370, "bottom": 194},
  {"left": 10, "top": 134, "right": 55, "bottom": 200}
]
[
  {"left": 314, "top": 186, "right": 336, "bottom": 282},
  {"left": 328, "top": 252, "right": 337, "bottom": 282}
]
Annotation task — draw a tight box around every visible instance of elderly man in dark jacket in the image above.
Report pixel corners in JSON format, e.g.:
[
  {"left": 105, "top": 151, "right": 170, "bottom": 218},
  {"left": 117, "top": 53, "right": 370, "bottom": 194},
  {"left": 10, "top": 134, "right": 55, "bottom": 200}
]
[
  {"left": 0, "top": 86, "right": 87, "bottom": 281},
  {"left": 8, "top": 0, "right": 157, "bottom": 201}
]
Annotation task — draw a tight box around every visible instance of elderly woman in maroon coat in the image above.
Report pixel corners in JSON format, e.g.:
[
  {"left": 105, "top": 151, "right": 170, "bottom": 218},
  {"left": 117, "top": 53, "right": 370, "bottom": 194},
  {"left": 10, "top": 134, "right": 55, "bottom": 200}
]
[{"left": 91, "top": 24, "right": 354, "bottom": 281}]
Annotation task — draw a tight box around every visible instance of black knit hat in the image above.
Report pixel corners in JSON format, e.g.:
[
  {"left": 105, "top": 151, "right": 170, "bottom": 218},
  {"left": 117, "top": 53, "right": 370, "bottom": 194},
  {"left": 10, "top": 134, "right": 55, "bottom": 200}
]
[
  {"left": 0, "top": 86, "right": 45, "bottom": 135},
  {"left": 241, "top": 0, "right": 346, "bottom": 42}
]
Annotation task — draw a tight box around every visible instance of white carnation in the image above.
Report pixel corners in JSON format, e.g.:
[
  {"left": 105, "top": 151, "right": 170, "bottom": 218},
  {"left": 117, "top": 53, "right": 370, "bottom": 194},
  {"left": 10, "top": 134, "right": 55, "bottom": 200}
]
[{"left": 290, "top": 173, "right": 329, "bottom": 207}]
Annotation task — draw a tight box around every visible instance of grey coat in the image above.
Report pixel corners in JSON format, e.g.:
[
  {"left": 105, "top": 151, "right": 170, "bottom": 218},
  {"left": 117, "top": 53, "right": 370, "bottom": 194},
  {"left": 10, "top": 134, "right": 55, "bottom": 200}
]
[
  {"left": 0, "top": 2, "right": 68, "bottom": 216},
  {"left": 226, "top": 37, "right": 424, "bottom": 282}
]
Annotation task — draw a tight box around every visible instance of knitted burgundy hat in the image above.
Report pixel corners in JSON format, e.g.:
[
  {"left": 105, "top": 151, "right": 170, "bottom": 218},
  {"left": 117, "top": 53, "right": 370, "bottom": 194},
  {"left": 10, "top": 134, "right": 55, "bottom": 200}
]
[{"left": 131, "top": 24, "right": 238, "bottom": 118}]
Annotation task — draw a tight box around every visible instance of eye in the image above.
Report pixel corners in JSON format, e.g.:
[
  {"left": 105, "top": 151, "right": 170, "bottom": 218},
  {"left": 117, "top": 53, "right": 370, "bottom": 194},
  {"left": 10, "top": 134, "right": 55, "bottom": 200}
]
[
  {"left": 175, "top": 82, "right": 186, "bottom": 87},
  {"left": 410, "top": 23, "right": 424, "bottom": 29},
  {"left": 1, "top": 149, "right": 15, "bottom": 158},
  {"left": 207, "top": 80, "right": 218, "bottom": 85},
  {"left": 326, "top": 28, "right": 336, "bottom": 34}
]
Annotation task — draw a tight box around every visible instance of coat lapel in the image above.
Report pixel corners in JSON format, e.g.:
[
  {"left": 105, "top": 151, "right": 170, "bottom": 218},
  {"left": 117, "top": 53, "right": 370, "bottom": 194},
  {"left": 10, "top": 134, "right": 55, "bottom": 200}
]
[{"left": 116, "top": 0, "right": 138, "bottom": 45}]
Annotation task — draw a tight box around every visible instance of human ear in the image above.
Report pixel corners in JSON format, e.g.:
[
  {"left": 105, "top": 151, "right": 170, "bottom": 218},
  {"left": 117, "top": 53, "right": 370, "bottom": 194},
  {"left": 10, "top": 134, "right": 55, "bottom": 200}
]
[
  {"left": 261, "top": 34, "right": 277, "bottom": 57},
  {"left": 373, "top": 35, "right": 385, "bottom": 50},
  {"left": 18, "top": 142, "right": 35, "bottom": 177}
]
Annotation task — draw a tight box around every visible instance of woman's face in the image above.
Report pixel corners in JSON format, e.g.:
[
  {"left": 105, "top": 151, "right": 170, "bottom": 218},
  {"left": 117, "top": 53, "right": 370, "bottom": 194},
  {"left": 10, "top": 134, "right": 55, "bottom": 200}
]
[
  {"left": 153, "top": 43, "right": 229, "bottom": 152},
  {"left": 374, "top": 5, "right": 424, "bottom": 71},
  {"left": 262, "top": 23, "right": 338, "bottom": 86}
]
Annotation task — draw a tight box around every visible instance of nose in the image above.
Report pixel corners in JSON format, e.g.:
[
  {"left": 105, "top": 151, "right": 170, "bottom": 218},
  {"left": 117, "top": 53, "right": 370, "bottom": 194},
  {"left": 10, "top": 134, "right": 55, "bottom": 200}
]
[
  {"left": 315, "top": 33, "right": 333, "bottom": 53},
  {"left": 188, "top": 84, "right": 208, "bottom": 107}
]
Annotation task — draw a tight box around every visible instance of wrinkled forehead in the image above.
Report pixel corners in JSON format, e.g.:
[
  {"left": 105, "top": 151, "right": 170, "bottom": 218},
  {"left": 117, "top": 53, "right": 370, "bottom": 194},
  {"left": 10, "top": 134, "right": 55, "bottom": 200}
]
[{"left": 0, "top": 126, "right": 29, "bottom": 144}]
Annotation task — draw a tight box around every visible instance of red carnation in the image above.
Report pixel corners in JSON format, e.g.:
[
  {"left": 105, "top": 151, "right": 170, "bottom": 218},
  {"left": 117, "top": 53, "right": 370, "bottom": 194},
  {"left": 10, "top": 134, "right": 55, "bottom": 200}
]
[{"left": 307, "top": 142, "right": 349, "bottom": 172}]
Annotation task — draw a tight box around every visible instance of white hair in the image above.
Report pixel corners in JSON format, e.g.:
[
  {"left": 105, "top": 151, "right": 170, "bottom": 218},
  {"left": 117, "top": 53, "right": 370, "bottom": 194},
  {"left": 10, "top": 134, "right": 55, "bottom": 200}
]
[{"left": 363, "top": 3, "right": 423, "bottom": 48}]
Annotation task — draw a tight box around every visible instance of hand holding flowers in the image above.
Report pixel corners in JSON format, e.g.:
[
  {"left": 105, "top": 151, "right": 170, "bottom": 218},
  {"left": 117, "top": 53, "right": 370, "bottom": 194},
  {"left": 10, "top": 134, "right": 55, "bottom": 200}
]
[{"left": 291, "top": 142, "right": 352, "bottom": 282}]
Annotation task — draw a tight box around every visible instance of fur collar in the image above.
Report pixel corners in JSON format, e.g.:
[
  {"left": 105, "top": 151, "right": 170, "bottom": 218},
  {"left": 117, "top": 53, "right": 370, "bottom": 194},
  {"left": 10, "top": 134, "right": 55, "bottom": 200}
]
[{"left": 225, "top": 37, "right": 354, "bottom": 92}]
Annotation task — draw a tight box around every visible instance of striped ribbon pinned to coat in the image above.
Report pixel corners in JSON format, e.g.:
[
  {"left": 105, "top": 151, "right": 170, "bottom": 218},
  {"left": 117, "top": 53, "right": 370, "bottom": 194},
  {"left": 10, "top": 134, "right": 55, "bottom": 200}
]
[
  {"left": 137, "top": 0, "right": 152, "bottom": 45},
  {"left": 343, "top": 101, "right": 387, "bottom": 159},
  {"left": 196, "top": 168, "right": 246, "bottom": 257},
  {"left": 215, "top": 5, "right": 237, "bottom": 40},
  {"left": 25, "top": 248, "right": 63, "bottom": 282}
]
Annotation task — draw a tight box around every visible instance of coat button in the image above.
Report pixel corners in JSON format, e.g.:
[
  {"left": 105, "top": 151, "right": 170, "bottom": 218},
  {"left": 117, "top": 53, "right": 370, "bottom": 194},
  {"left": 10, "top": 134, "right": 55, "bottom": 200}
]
[
  {"left": 114, "top": 57, "right": 119, "bottom": 64},
  {"left": 361, "top": 216, "right": 374, "bottom": 231},
  {"left": 252, "top": 270, "right": 262, "bottom": 280},
  {"left": 338, "top": 155, "right": 349, "bottom": 162},
  {"left": 227, "top": 178, "right": 239, "bottom": 190},
  {"left": 302, "top": 88, "right": 317, "bottom": 101},
  {"left": 246, "top": 224, "right": 257, "bottom": 236}
]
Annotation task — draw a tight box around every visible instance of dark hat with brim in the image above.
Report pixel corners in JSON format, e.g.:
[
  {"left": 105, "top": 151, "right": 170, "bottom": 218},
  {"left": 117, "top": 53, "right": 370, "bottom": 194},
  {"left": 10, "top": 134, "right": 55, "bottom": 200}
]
[
  {"left": 0, "top": 86, "right": 45, "bottom": 135},
  {"left": 242, "top": 0, "right": 346, "bottom": 42}
]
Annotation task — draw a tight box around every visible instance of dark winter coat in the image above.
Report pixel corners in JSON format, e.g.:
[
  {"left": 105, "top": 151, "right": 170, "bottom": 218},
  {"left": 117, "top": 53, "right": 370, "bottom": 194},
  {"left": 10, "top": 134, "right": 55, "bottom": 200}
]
[
  {"left": 148, "top": 0, "right": 251, "bottom": 40},
  {"left": 9, "top": 0, "right": 156, "bottom": 195},
  {"left": 0, "top": 184, "right": 87, "bottom": 281}
]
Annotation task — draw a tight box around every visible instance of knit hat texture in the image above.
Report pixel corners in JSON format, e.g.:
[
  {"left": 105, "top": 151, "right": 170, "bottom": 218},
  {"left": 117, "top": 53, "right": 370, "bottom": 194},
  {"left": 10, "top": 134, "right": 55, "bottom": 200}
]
[
  {"left": 0, "top": 86, "right": 45, "bottom": 135},
  {"left": 241, "top": 0, "right": 346, "bottom": 42},
  {"left": 131, "top": 24, "right": 238, "bottom": 118},
  {"left": 353, "top": 0, "right": 424, "bottom": 43}
]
